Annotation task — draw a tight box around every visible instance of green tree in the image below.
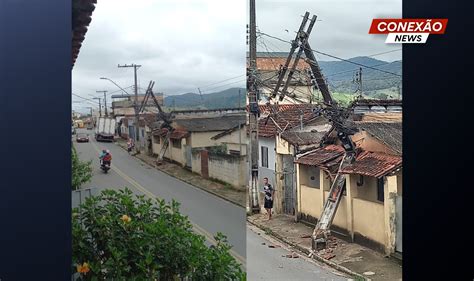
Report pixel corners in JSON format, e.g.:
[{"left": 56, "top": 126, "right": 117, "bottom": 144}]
[
  {"left": 72, "top": 147, "right": 92, "bottom": 190},
  {"left": 72, "top": 188, "right": 245, "bottom": 280}
]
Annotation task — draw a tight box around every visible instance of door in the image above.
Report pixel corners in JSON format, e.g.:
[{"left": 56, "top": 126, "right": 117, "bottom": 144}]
[
  {"left": 282, "top": 155, "right": 295, "bottom": 215},
  {"left": 128, "top": 126, "right": 135, "bottom": 140},
  {"left": 395, "top": 195, "right": 402, "bottom": 252},
  {"left": 201, "top": 150, "right": 209, "bottom": 178},
  {"left": 185, "top": 145, "right": 192, "bottom": 168}
]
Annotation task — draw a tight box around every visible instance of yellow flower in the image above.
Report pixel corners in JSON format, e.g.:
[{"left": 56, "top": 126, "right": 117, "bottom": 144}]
[
  {"left": 121, "top": 214, "right": 132, "bottom": 223},
  {"left": 76, "top": 262, "right": 90, "bottom": 274}
]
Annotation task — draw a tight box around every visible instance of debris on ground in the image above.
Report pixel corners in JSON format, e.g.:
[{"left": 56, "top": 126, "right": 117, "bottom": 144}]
[
  {"left": 261, "top": 242, "right": 266, "bottom": 245},
  {"left": 283, "top": 252, "right": 299, "bottom": 258},
  {"left": 300, "top": 234, "right": 312, "bottom": 238},
  {"left": 323, "top": 253, "right": 336, "bottom": 260},
  {"left": 363, "top": 271, "right": 376, "bottom": 276},
  {"left": 268, "top": 244, "right": 280, "bottom": 248}
]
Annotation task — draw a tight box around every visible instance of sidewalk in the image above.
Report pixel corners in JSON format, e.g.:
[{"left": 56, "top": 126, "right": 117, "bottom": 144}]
[
  {"left": 115, "top": 139, "right": 246, "bottom": 207},
  {"left": 247, "top": 214, "right": 402, "bottom": 281}
]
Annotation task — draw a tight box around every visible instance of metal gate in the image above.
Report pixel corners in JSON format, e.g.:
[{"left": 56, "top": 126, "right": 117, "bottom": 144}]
[
  {"left": 282, "top": 155, "right": 295, "bottom": 215},
  {"left": 71, "top": 187, "right": 98, "bottom": 209},
  {"left": 185, "top": 145, "right": 192, "bottom": 168},
  {"left": 201, "top": 150, "right": 209, "bottom": 178},
  {"left": 395, "top": 195, "right": 402, "bottom": 252}
]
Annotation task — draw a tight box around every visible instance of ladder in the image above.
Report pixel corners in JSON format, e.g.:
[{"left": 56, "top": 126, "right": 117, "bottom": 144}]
[{"left": 156, "top": 129, "right": 172, "bottom": 164}]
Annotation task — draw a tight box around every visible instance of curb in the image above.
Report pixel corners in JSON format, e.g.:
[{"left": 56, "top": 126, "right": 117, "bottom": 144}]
[
  {"left": 247, "top": 218, "right": 369, "bottom": 281},
  {"left": 115, "top": 142, "right": 245, "bottom": 208}
]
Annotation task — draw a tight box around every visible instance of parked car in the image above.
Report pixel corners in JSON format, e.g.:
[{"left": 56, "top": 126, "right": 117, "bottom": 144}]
[{"left": 76, "top": 133, "right": 89, "bottom": 143}]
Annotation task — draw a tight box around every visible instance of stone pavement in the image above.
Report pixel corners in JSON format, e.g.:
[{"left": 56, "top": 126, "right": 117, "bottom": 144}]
[{"left": 248, "top": 214, "right": 402, "bottom": 281}]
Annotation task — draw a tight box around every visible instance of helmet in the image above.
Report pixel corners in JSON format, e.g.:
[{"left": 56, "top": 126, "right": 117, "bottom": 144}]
[{"left": 106, "top": 150, "right": 110, "bottom": 153}]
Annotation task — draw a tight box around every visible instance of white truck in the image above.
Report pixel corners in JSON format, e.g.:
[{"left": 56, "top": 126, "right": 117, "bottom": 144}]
[{"left": 95, "top": 117, "right": 116, "bottom": 142}]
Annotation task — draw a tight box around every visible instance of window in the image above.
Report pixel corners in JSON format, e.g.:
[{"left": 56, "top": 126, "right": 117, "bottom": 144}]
[
  {"left": 261, "top": 146, "right": 268, "bottom": 168},
  {"left": 229, "top": 150, "right": 241, "bottom": 156},
  {"left": 172, "top": 139, "right": 181, "bottom": 149},
  {"left": 377, "top": 177, "right": 385, "bottom": 202}
]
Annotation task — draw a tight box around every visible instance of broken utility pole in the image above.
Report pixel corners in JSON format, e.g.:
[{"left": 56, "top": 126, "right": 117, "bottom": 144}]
[
  {"left": 93, "top": 97, "right": 102, "bottom": 117},
  {"left": 137, "top": 81, "right": 173, "bottom": 164},
  {"left": 248, "top": 0, "right": 260, "bottom": 212},
  {"left": 118, "top": 63, "right": 142, "bottom": 153},
  {"left": 96, "top": 90, "right": 108, "bottom": 116},
  {"left": 275, "top": 12, "right": 359, "bottom": 253}
]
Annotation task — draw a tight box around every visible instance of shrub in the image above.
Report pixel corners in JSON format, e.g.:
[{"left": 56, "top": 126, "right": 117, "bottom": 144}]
[
  {"left": 72, "top": 147, "right": 93, "bottom": 190},
  {"left": 72, "top": 188, "right": 245, "bottom": 280}
]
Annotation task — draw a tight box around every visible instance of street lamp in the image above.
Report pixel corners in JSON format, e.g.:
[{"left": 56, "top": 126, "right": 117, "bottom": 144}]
[{"left": 100, "top": 77, "right": 131, "bottom": 96}]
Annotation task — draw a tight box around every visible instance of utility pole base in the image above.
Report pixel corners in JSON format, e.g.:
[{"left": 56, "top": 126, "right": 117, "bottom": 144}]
[{"left": 311, "top": 230, "right": 329, "bottom": 251}]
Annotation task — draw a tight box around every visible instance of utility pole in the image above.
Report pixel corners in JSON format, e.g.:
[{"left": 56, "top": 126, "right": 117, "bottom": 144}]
[
  {"left": 118, "top": 63, "right": 142, "bottom": 153},
  {"left": 353, "top": 67, "right": 363, "bottom": 99},
  {"left": 96, "top": 90, "right": 108, "bottom": 116},
  {"left": 248, "top": 0, "right": 260, "bottom": 212},
  {"left": 93, "top": 97, "right": 102, "bottom": 117}
]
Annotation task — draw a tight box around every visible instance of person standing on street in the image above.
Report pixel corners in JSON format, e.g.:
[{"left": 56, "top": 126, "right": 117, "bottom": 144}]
[
  {"left": 263, "top": 177, "right": 274, "bottom": 220},
  {"left": 127, "top": 138, "right": 134, "bottom": 154}
]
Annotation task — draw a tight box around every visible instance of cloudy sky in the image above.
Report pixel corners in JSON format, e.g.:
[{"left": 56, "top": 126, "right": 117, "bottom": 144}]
[
  {"left": 73, "top": 0, "right": 401, "bottom": 113},
  {"left": 72, "top": 0, "right": 246, "bottom": 112}
]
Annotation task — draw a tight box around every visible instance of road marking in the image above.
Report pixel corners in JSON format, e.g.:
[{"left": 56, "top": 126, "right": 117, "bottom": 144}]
[{"left": 90, "top": 141, "right": 246, "bottom": 266}]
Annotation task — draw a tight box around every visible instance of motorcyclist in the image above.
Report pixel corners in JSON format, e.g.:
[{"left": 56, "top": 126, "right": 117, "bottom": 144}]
[{"left": 99, "top": 149, "right": 112, "bottom": 166}]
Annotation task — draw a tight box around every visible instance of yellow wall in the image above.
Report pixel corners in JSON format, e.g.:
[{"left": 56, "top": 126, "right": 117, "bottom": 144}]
[
  {"left": 352, "top": 131, "right": 397, "bottom": 155},
  {"left": 297, "top": 164, "right": 394, "bottom": 252},
  {"left": 275, "top": 135, "right": 293, "bottom": 155},
  {"left": 300, "top": 184, "right": 322, "bottom": 217},
  {"left": 353, "top": 198, "right": 385, "bottom": 245},
  {"left": 352, "top": 175, "right": 379, "bottom": 202}
]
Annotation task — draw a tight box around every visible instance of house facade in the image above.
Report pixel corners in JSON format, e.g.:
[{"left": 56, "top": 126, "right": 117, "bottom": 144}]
[
  {"left": 295, "top": 121, "right": 402, "bottom": 255},
  {"left": 151, "top": 113, "right": 249, "bottom": 189},
  {"left": 256, "top": 104, "right": 324, "bottom": 210}
]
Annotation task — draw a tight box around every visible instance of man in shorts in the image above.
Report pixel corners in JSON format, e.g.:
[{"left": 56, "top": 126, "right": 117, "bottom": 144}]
[{"left": 263, "top": 177, "right": 274, "bottom": 220}]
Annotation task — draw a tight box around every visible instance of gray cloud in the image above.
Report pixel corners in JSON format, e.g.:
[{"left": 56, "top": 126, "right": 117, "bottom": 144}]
[
  {"left": 72, "top": 0, "right": 401, "bottom": 113},
  {"left": 255, "top": 0, "right": 402, "bottom": 61},
  {"left": 72, "top": 0, "right": 246, "bottom": 112}
]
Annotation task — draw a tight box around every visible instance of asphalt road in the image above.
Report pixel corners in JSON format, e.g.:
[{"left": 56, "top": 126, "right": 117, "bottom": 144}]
[
  {"left": 246, "top": 225, "right": 348, "bottom": 280},
  {"left": 73, "top": 129, "right": 246, "bottom": 266}
]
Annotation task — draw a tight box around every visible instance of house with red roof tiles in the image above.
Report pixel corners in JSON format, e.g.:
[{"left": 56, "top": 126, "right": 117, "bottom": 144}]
[{"left": 295, "top": 121, "right": 402, "bottom": 256}]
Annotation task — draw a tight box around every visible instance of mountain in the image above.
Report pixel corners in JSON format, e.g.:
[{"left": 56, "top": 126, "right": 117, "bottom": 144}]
[
  {"left": 164, "top": 87, "right": 246, "bottom": 110},
  {"left": 255, "top": 53, "right": 402, "bottom": 98},
  {"left": 319, "top": 57, "right": 402, "bottom": 97}
]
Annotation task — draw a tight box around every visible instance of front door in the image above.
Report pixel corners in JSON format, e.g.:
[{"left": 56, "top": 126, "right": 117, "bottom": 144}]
[
  {"left": 201, "top": 150, "right": 209, "bottom": 178},
  {"left": 282, "top": 155, "right": 295, "bottom": 215},
  {"left": 185, "top": 145, "right": 192, "bottom": 168}
]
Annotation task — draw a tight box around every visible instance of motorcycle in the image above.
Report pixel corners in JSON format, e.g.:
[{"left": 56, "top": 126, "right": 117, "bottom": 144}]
[{"left": 100, "top": 160, "right": 111, "bottom": 173}]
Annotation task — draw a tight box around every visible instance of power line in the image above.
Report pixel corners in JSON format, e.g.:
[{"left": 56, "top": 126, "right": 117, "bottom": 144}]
[
  {"left": 197, "top": 74, "right": 246, "bottom": 90},
  {"left": 258, "top": 31, "right": 402, "bottom": 77},
  {"left": 72, "top": 93, "right": 99, "bottom": 104}
]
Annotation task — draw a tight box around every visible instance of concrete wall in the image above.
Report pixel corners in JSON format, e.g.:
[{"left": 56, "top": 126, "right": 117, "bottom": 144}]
[
  {"left": 352, "top": 131, "right": 398, "bottom": 155},
  {"left": 192, "top": 151, "right": 247, "bottom": 189},
  {"left": 258, "top": 137, "right": 276, "bottom": 190},
  {"left": 299, "top": 184, "right": 323, "bottom": 218},
  {"left": 190, "top": 126, "right": 248, "bottom": 155},
  {"left": 353, "top": 198, "right": 385, "bottom": 249},
  {"left": 296, "top": 162, "right": 401, "bottom": 253}
]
